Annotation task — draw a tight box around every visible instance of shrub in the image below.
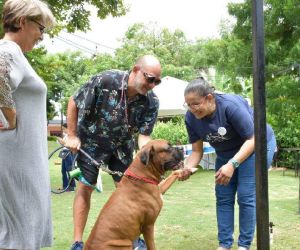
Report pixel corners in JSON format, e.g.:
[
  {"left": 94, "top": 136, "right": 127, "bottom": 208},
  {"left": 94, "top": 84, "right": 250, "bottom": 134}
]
[
  {"left": 48, "top": 135, "right": 58, "bottom": 141},
  {"left": 152, "top": 116, "right": 189, "bottom": 145}
]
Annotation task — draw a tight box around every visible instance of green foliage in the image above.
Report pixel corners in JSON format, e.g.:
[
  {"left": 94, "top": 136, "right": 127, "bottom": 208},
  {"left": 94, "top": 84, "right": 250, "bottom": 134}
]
[
  {"left": 0, "top": 0, "right": 128, "bottom": 118},
  {"left": 46, "top": 0, "right": 127, "bottom": 32},
  {"left": 3, "top": 0, "right": 300, "bottom": 155},
  {"left": 25, "top": 49, "right": 114, "bottom": 120},
  {"left": 218, "top": 0, "right": 300, "bottom": 150},
  {"left": 267, "top": 75, "right": 300, "bottom": 148},
  {"left": 26, "top": 47, "right": 60, "bottom": 119},
  {"left": 115, "top": 23, "right": 197, "bottom": 81},
  {"left": 226, "top": 0, "right": 300, "bottom": 79},
  {"left": 0, "top": 0, "right": 127, "bottom": 37},
  {"left": 53, "top": 52, "right": 93, "bottom": 94},
  {"left": 190, "top": 35, "right": 252, "bottom": 95},
  {"left": 51, "top": 52, "right": 120, "bottom": 116},
  {"left": 162, "top": 64, "right": 196, "bottom": 81},
  {"left": 47, "top": 135, "right": 58, "bottom": 141},
  {"left": 26, "top": 50, "right": 93, "bottom": 119},
  {"left": 89, "top": 54, "right": 118, "bottom": 75},
  {"left": 151, "top": 116, "right": 189, "bottom": 145}
]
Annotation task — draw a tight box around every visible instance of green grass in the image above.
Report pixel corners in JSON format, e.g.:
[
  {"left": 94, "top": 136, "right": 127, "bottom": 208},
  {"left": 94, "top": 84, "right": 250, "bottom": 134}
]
[{"left": 46, "top": 141, "right": 300, "bottom": 250}]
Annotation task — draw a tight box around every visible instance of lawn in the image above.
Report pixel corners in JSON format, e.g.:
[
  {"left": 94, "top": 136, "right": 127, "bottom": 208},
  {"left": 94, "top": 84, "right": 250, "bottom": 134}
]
[{"left": 47, "top": 141, "right": 300, "bottom": 250}]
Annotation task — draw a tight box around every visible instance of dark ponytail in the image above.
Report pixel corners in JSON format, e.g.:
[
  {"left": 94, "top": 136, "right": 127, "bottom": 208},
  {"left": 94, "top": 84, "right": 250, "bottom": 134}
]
[{"left": 184, "top": 77, "right": 215, "bottom": 97}]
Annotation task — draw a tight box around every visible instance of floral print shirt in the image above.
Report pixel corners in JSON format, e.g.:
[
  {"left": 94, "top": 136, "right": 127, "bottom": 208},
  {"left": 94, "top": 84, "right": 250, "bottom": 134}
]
[{"left": 73, "top": 70, "right": 159, "bottom": 166}]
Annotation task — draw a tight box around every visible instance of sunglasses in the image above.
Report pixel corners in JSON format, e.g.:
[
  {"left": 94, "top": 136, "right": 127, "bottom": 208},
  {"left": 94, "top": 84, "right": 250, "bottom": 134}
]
[
  {"left": 141, "top": 70, "right": 161, "bottom": 86},
  {"left": 30, "top": 19, "right": 46, "bottom": 34}
]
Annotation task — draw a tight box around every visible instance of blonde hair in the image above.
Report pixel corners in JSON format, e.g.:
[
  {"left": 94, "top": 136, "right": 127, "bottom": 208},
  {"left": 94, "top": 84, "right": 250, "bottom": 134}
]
[{"left": 2, "top": 0, "right": 56, "bottom": 32}]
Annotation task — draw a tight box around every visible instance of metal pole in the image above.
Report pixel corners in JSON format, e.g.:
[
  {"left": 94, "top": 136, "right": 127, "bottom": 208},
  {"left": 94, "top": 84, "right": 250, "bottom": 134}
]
[
  {"left": 297, "top": 150, "right": 300, "bottom": 213},
  {"left": 299, "top": 159, "right": 300, "bottom": 214},
  {"left": 252, "top": 0, "right": 270, "bottom": 249},
  {"left": 298, "top": 65, "right": 300, "bottom": 214}
]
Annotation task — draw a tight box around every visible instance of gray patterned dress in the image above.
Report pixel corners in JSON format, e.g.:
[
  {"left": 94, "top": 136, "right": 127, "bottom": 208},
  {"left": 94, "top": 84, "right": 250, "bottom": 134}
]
[{"left": 0, "top": 40, "right": 52, "bottom": 249}]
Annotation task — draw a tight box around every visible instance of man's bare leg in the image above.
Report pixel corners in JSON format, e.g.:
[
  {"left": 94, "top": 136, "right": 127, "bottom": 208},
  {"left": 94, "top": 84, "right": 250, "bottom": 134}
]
[{"left": 73, "top": 182, "right": 94, "bottom": 242}]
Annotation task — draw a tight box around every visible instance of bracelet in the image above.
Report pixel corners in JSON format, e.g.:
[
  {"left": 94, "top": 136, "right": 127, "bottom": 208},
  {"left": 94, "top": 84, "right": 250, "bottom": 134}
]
[{"left": 229, "top": 158, "right": 240, "bottom": 169}]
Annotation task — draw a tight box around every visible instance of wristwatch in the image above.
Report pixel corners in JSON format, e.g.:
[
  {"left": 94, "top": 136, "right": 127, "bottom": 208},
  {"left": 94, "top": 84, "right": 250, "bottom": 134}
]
[{"left": 229, "top": 158, "right": 240, "bottom": 169}]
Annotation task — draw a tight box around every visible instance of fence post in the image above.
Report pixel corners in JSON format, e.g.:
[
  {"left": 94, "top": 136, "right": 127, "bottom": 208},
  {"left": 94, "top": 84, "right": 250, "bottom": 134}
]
[{"left": 252, "top": 0, "right": 270, "bottom": 249}]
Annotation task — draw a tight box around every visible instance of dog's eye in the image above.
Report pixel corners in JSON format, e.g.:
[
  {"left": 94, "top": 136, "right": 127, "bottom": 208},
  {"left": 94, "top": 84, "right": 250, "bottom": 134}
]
[
  {"left": 165, "top": 147, "right": 172, "bottom": 152},
  {"left": 157, "top": 148, "right": 170, "bottom": 153}
]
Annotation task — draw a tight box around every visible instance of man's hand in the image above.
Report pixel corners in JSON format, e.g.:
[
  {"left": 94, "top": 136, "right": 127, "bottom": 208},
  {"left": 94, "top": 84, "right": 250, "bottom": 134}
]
[
  {"left": 61, "top": 135, "right": 81, "bottom": 153},
  {"left": 215, "top": 162, "right": 235, "bottom": 185}
]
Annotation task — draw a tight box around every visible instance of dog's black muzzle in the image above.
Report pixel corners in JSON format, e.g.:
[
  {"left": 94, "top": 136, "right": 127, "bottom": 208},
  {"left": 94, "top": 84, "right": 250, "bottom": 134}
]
[{"left": 163, "top": 146, "right": 184, "bottom": 171}]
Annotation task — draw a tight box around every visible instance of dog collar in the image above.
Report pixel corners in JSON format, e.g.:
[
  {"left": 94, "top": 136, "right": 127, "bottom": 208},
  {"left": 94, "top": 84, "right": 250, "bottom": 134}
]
[{"left": 124, "top": 169, "right": 159, "bottom": 185}]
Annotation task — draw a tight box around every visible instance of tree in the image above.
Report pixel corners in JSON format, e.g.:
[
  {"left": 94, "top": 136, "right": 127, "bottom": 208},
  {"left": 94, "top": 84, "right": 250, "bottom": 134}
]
[
  {"left": 24, "top": 50, "right": 94, "bottom": 119},
  {"left": 226, "top": 0, "right": 300, "bottom": 149},
  {"left": 25, "top": 47, "right": 59, "bottom": 120},
  {"left": 39, "top": 51, "right": 119, "bottom": 119},
  {"left": 0, "top": 0, "right": 127, "bottom": 118},
  {"left": 114, "top": 23, "right": 197, "bottom": 81},
  {"left": 227, "top": 0, "right": 300, "bottom": 78},
  {"left": 47, "top": 0, "right": 127, "bottom": 32},
  {"left": 0, "top": 0, "right": 127, "bottom": 36}
]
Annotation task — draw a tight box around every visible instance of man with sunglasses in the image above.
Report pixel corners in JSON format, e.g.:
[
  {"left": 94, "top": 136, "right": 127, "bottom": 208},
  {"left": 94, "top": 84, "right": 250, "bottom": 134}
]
[{"left": 64, "top": 55, "right": 161, "bottom": 250}]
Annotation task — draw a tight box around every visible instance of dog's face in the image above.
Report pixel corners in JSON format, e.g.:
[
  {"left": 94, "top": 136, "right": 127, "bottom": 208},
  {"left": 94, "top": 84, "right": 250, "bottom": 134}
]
[{"left": 139, "top": 139, "right": 184, "bottom": 174}]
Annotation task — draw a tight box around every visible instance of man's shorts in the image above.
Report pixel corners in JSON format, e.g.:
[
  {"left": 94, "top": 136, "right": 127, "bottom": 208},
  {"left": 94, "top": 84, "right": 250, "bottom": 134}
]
[{"left": 77, "top": 153, "right": 128, "bottom": 185}]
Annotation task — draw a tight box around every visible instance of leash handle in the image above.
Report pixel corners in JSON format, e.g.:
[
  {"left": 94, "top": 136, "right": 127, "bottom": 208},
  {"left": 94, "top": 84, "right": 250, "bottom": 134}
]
[
  {"left": 57, "top": 138, "right": 103, "bottom": 167},
  {"left": 69, "top": 168, "right": 82, "bottom": 179},
  {"left": 57, "top": 139, "right": 124, "bottom": 177}
]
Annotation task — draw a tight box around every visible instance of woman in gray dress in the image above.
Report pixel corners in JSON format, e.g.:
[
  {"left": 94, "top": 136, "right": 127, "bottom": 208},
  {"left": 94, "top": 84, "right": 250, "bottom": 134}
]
[{"left": 0, "top": 0, "right": 55, "bottom": 249}]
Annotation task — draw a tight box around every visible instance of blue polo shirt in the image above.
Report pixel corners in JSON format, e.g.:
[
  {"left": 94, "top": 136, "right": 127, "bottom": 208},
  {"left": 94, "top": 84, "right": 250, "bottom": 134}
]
[{"left": 185, "top": 93, "right": 274, "bottom": 158}]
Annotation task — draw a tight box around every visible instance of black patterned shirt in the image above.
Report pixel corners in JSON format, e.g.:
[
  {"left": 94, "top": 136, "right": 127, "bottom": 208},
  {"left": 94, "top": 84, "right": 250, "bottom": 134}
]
[{"left": 73, "top": 70, "right": 159, "bottom": 166}]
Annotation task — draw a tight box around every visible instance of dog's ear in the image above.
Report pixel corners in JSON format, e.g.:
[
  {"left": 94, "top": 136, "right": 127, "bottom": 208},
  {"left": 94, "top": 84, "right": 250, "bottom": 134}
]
[{"left": 140, "top": 146, "right": 154, "bottom": 166}]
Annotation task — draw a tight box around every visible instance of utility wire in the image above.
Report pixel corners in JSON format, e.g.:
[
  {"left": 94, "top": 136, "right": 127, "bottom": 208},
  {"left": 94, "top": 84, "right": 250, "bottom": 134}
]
[
  {"left": 57, "top": 35, "right": 96, "bottom": 53},
  {"left": 61, "top": 30, "right": 116, "bottom": 51},
  {"left": 55, "top": 37, "right": 93, "bottom": 54},
  {"left": 55, "top": 35, "right": 96, "bottom": 55}
]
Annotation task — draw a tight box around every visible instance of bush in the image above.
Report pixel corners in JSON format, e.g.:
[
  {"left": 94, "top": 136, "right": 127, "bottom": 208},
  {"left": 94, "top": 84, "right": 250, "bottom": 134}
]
[
  {"left": 48, "top": 135, "right": 58, "bottom": 141},
  {"left": 152, "top": 116, "right": 189, "bottom": 145},
  {"left": 272, "top": 121, "right": 300, "bottom": 169}
]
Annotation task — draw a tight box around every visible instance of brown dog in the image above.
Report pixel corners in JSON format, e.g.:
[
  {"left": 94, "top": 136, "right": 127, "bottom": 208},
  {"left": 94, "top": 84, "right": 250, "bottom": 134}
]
[{"left": 84, "top": 139, "right": 184, "bottom": 250}]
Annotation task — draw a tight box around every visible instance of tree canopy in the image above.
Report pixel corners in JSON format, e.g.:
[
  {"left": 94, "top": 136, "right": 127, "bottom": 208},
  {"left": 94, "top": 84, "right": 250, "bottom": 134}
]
[
  {"left": 1, "top": 0, "right": 300, "bottom": 149},
  {"left": 0, "top": 0, "right": 127, "bottom": 36},
  {"left": 47, "top": 0, "right": 127, "bottom": 32}
]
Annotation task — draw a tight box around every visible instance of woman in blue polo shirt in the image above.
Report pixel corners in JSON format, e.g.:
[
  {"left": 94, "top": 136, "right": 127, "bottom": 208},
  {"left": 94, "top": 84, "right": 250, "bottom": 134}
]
[{"left": 181, "top": 77, "right": 276, "bottom": 250}]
